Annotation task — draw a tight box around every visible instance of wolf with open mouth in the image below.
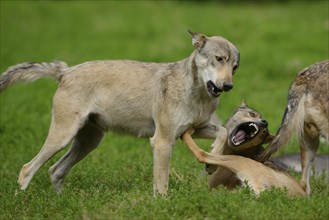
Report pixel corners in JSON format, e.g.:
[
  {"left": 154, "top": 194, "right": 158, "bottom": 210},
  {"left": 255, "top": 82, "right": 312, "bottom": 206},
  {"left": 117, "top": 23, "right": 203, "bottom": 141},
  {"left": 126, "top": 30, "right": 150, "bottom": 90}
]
[{"left": 206, "top": 100, "right": 275, "bottom": 189}]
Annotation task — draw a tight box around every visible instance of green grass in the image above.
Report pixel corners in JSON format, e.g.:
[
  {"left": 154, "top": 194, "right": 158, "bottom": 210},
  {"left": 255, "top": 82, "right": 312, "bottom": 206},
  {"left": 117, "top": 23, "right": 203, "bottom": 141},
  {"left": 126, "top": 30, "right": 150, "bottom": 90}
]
[{"left": 1, "top": 1, "right": 328, "bottom": 219}]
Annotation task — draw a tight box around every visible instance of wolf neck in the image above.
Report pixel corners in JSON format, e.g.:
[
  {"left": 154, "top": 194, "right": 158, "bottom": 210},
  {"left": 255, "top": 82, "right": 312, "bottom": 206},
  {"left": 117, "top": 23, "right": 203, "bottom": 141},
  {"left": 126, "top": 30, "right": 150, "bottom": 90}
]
[
  {"left": 184, "top": 51, "right": 216, "bottom": 102},
  {"left": 160, "top": 51, "right": 218, "bottom": 116}
]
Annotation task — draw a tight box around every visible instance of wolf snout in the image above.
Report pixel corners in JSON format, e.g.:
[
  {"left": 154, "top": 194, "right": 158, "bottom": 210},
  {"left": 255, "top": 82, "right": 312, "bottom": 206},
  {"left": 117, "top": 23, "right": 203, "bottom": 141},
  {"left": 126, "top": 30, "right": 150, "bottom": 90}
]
[
  {"left": 223, "top": 82, "right": 233, "bottom": 92},
  {"left": 261, "top": 119, "right": 268, "bottom": 127},
  {"left": 207, "top": 81, "right": 222, "bottom": 97},
  {"left": 206, "top": 80, "right": 233, "bottom": 97}
]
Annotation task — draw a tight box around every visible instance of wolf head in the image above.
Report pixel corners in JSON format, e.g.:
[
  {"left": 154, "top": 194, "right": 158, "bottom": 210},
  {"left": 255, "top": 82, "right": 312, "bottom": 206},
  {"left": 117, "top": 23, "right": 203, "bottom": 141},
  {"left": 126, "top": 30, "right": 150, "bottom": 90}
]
[
  {"left": 225, "top": 100, "right": 274, "bottom": 151},
  {"left": 188, "top": 30, "right": 240, "bottom": 98},
  {"left": 205, "top": 100, "right": 274, "bottom": 175}
]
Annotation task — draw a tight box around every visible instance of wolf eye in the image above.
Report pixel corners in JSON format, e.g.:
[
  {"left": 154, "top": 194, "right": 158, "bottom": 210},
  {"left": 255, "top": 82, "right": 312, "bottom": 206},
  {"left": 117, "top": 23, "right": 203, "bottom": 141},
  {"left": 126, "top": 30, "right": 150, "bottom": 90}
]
[
  {"left": 249, "top": 112, "right": 256, "bottom": 117},
  {"left": 215, "top": 56, "right": 224, "bottom": 62}
]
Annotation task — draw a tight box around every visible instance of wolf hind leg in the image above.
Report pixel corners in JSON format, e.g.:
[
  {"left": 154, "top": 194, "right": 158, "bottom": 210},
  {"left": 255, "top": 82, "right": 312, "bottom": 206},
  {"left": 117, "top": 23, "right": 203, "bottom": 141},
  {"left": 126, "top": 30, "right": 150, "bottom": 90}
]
[
  {"left": 18, "top": 106, "right": 87, "bottom": 190},
  {"left": 49, "top": 121, "right": 105, "bottom": 193},
  {"left": 299, "top": 123, "right": 319, "bottom": 195}
]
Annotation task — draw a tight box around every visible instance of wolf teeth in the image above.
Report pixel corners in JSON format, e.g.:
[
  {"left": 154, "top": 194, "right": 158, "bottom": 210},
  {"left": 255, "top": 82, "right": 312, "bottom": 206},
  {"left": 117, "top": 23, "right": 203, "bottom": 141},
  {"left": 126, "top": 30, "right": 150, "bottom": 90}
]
[
  {"left": 232, "top": 138, "right": 244, "bottom": 145},
  {"left": 249, "top": 123, "right": 259, "bottom": 137}
]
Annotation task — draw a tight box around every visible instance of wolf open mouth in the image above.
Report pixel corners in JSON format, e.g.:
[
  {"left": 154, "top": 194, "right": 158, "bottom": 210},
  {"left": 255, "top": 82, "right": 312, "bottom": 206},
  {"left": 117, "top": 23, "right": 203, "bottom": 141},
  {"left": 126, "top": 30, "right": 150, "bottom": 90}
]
[
  {"left": 230, "top": 122, "right": 259, "bottom": 146},
  {"left": 206, "top": 81, "right": 222, "bottom": 97}
]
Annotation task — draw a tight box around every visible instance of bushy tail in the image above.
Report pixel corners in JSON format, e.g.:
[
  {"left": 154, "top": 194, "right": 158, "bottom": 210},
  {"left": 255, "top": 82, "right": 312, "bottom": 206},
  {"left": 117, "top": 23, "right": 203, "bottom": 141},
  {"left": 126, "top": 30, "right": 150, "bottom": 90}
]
[
  {"left": 0, "top": 61, "right": 68, "bottom": 92},
  {"left": 258, "top": 83, "right": 306, "bottom": 162}
]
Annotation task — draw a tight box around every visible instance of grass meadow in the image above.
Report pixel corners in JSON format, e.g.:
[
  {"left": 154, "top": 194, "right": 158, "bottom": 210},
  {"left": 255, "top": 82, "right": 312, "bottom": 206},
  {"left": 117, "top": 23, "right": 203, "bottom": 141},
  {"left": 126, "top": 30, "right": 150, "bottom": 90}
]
[{"left": 1, "top": 1, "right": 328, "bottom": 219}]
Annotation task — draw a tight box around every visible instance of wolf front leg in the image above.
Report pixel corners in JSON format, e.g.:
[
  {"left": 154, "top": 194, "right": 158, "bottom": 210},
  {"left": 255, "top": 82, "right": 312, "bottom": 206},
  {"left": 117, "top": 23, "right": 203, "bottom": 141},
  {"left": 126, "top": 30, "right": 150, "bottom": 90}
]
[
  {"left": 150, "top": 129, "right": 175, "bottom": 196},
  {"left": 203, "top": 126, "right": 228, "bottom": 174},
  {"left": 209, "top": 126, "right": 228, "bottom": 155}
]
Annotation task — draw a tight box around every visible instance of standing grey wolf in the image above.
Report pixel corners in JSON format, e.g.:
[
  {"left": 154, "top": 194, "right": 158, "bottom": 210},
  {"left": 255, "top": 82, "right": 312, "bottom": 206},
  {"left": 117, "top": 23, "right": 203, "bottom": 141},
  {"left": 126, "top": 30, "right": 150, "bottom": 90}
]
[
  {"left": 0, "top": 31, "right": 240, "bottom": 195},
  {"left": 259, "top": 60, "right": 329, "bottom": 195},
  {"left": 181, "top": 101, "right": 306, "bottom": 196}
]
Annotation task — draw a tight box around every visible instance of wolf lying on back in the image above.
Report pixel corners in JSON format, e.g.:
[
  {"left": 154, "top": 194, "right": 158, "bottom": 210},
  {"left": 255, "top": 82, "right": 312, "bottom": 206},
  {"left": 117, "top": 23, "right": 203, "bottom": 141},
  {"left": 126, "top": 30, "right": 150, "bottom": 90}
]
[
  {"left": 205, "top": 101, "right": 275, "bottom": 189},
  {"left": 259, "top": 60, "right": 329, "bottom": 195},
  {"left": 181, "top": 101, "right": 306, "bottom": 196}
]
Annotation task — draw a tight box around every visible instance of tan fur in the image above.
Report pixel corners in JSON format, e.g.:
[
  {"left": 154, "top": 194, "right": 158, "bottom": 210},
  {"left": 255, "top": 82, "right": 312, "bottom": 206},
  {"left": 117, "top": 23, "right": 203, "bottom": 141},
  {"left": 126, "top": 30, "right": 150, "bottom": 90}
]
[
  {"left": 259, "top": 60, "right": 329, "bottom": 195},
  {"left": 206, "top": 101, "right": 275, "bottom": 189},
  {"left": 0, "top": 31, "right": 239, "bottom": 195},
  {"left": 181, "top": 127, "right": 306, "bottom": 196}
]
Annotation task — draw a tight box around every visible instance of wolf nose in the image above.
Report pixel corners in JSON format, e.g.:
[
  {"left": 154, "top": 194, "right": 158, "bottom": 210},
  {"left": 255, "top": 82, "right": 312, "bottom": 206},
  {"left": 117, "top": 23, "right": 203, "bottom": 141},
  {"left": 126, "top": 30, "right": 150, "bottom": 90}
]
[
  {"left": 223, "top": 82, "right": 233, "bottom": 92},
  {"left": 261, "top": 120, "right": 268, "bottom": 127}
]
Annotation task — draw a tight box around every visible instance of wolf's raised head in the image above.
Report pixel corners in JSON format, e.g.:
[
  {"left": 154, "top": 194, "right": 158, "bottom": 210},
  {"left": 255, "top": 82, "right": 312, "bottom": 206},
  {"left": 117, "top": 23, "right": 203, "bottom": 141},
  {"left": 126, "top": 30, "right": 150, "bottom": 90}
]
[{"left": 188, "top": 30, "right": 240, "bottom": 98}]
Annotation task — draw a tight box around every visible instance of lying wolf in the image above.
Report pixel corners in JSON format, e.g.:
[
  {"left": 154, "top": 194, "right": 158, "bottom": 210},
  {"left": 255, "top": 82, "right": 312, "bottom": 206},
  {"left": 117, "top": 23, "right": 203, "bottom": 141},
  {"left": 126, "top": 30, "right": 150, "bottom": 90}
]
[
  {"left": 205, "top": 101, "right": 275, "bottom": 189},
  {"left": 0, "top": 31, "right": 239, "bottom": 195},
  {"left": 259, "top": 60, "right": 329, "bottom": 195},
  {"left": 181, "top": 101, "right": 306, "bottom": 196}
]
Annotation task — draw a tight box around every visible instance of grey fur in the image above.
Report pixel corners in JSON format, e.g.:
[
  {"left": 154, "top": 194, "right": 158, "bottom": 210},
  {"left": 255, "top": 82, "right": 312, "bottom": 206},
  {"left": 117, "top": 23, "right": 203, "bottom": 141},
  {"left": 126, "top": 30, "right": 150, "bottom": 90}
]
[
  {"left": 259, "top": 60, "right": 329, "bottom": 194},
  {"left": 0, "top": 32, "right": 239, "bottom": 196},
  {"left": 0, "top": 61, "right": 68, "bottom": 92}
]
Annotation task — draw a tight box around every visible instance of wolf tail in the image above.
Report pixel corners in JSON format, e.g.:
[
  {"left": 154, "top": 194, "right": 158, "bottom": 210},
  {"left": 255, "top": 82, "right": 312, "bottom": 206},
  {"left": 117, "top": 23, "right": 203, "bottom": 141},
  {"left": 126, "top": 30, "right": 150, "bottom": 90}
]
[
  {"left": 258, "top": 81, "right": 307, "bottom": 162},
  {"left": 0, "top": 61, "right": 68, "bottom": 92}
]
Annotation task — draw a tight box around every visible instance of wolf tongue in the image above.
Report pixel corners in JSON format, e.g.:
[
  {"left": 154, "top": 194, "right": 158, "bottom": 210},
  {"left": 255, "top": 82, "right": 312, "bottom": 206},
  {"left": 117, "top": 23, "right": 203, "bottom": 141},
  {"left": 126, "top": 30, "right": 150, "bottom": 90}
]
[{"left": 234, "top": 130, "right": 246, "bottom": 142}]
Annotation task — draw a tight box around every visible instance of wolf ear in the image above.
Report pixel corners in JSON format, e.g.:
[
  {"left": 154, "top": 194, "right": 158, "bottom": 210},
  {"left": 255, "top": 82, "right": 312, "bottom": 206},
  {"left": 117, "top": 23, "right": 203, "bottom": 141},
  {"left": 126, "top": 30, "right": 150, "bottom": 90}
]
[
  {"left": 188, "top": 30, "right": 207, "bottom": 50},
  {"left": 240, "top": 99, "right": 248, "bottom": 108}
]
